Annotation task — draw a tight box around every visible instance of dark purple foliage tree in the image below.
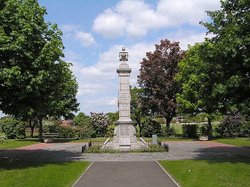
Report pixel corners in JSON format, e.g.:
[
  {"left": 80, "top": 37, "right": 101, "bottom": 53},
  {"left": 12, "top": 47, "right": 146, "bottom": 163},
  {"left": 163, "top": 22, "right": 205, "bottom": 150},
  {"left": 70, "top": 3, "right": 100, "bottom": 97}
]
[{"left": 138, "top": 39, "right": 185, "bottom": 135}]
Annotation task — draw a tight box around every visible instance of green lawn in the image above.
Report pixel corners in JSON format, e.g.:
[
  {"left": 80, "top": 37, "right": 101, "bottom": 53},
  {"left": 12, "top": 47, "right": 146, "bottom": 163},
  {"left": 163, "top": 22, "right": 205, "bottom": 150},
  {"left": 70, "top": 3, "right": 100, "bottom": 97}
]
[
  {"left": 213, "top": 138, "right": 250, "bottom": 147},
  {"left": 0, "top": 160, "right": 90, "bottom": 187},
  {"left": 159, "top": 159, "right": 250, "bottom": 187},
  {"left": 0, "top": 139, "right": 39, "bottom": 149}
]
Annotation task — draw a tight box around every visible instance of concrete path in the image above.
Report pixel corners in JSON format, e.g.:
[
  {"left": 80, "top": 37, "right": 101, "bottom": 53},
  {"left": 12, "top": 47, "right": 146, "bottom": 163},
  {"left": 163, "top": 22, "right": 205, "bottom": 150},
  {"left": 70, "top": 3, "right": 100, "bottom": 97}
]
[
  {"left": 1, "top": 141, "right": 249, "bottom": 162},
  {"left": 73, "top": 161, "right": 179, "bottom": 187}
]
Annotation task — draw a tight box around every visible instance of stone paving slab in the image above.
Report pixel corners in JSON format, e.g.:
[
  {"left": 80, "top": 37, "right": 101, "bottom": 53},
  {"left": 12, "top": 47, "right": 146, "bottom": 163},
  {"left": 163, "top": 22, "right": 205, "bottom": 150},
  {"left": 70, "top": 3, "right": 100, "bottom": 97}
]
[{"left": 73, "top": 161, "right": 179, "bottom": 187}]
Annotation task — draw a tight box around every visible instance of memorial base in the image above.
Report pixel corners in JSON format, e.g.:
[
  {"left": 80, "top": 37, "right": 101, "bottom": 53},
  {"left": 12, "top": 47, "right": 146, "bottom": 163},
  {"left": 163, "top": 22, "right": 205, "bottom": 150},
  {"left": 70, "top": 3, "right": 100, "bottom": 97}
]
[{"left": 105, "top": 120, "right": 143, "bottom": 150}]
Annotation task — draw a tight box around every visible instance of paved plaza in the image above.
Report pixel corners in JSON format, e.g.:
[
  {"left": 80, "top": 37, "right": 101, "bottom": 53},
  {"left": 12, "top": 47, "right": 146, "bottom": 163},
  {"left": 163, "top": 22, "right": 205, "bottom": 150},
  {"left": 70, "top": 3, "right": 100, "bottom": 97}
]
[{"left": 0, "top": 141, "right": 249, "bottom": 162}]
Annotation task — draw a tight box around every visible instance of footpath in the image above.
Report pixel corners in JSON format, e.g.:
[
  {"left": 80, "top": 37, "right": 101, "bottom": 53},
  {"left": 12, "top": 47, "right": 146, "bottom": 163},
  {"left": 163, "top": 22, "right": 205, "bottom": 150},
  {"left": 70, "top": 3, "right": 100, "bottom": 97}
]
[{"left": 73, "top": 161, "right": 179, "bottom": 187}]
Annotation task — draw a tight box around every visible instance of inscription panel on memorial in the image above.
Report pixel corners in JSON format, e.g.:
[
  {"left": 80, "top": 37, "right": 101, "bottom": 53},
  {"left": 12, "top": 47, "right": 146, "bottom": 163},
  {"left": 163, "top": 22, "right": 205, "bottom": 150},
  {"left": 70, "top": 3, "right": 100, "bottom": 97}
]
[{"left": 119, "top": 137, "right": 130, "bottom": 145}]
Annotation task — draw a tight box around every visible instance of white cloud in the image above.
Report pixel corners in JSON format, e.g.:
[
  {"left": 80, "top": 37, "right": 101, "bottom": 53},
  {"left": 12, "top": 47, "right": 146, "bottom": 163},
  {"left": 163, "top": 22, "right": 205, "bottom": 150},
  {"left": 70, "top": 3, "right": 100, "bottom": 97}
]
[
  {"left": 60, "top": 24, "right": 96, "bottom": 47},
  {"left": 93, "top": 0, "right": 220, "bottom": 38},
  {"left": 76, "top": 31, "right": 96, "bottom": 47},
  {"left": 93, "top": 9, "right": 127, "bottom": 39},
  {"left": 165, "top": 29, "right": 213, "bottom": 50}
]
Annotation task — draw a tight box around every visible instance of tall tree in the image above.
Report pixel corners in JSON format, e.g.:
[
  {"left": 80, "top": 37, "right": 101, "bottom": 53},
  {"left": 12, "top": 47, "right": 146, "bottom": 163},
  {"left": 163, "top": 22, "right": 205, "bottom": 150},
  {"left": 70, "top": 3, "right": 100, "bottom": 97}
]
[
  {"left": 201, "top": 0, "right": 250, "bottom": 114},
  {"left": 138, "top": 39, "right": 185, "bottom": 135},
  {"left": 177, "top": 0, "right": 250, "bottom": 137},
  {"left": 176, "top": 43, "right": 221, "bottom": 138},
  {"left": 0, "top": 0, "right": 79, "bottom": 141}
]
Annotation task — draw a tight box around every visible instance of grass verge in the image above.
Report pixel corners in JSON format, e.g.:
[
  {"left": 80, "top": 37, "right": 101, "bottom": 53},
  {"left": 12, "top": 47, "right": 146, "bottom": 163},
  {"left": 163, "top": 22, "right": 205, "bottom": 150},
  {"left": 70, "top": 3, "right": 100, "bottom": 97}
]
[
  {"left": 213, "top": 138, "right": 250, "bottom": 147},
  {"left": 0, "top": 159, "right": 90, "bottom": 187},
  {"left": 159, "top": 159, "right": 250, "bottom": 187},
  {"left": 0, "top": 139, "right": 39, "bottom": 149}
]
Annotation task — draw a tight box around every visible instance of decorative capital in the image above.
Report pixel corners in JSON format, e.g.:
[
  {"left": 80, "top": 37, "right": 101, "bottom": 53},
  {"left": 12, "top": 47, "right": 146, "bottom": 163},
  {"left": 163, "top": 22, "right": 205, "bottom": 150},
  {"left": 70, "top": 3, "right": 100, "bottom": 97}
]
[{"left": 119, "top": 47, "right": 128, "bottom": 61}]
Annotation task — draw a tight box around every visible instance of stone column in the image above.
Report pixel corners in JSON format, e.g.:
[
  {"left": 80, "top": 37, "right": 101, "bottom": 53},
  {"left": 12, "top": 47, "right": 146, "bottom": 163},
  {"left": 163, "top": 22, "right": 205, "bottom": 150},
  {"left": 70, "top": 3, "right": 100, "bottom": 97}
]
[{"left": 113, "top": 48, "right": 137, "bottom": 147}]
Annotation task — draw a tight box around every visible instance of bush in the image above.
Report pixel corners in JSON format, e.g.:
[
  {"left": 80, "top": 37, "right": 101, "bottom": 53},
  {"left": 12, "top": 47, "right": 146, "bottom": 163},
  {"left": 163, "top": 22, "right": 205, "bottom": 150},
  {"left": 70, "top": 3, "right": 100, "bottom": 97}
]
[
  {"left": 58, "top": 126, "right": 76, "bottom": 138},
  {"left": 91, "top": 113, "right": 109, "bottom": 137},
  {"left": 75, "top": 126, "right": 95, "bottom": 139},
  {"left": 141, "top": 118, "right": 162, "bottom": 137},
  {"left": 43, "top": 119, "right": 96, "bottom": 139},
  {"left": 0, "top": 132, "right": 7, "bottom": 142},
  {"left": 216, "top": 112, "right": 249, "bottom": 137},
  {"left": 85, "top": 145, "right": 118, "bottom": 153},
  {"left": 105, "top": 124, "right": 115, "bottom": 137},
  {"left": 182, "top": 124, "right": 197, "bottom": 138},
  {"left": 0, "top": 117, "right": 26, "bottom": 139},
  {"left": 43, "top": 120, "right": 61, "bottom": 133},
  {"left": 143, "top": 144, "right": 166, "bottom": 152}
]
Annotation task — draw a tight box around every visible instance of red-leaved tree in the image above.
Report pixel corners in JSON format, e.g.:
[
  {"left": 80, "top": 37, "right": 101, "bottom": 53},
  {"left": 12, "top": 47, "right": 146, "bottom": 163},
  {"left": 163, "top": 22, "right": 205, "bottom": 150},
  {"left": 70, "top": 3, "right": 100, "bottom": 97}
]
[{"left": 138, "top": 39, "right": 185, "bottom": 135}]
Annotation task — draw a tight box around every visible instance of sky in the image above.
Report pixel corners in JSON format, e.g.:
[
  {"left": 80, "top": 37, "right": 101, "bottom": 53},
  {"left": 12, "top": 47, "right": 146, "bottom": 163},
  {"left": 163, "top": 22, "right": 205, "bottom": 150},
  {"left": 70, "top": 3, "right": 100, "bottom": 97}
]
[{"left": 0, "top": 0, "right": 222, "bottom": 117}]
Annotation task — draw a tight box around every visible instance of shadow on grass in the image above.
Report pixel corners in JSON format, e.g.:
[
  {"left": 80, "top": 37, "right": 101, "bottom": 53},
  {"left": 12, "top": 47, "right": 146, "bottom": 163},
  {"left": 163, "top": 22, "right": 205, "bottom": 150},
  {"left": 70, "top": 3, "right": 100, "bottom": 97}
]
[
  {"left": 193, "top": 145, "right": 250, "bottom": 164},
  {"left": 0, "top": 149, "right": 84, "bottom": 170}
]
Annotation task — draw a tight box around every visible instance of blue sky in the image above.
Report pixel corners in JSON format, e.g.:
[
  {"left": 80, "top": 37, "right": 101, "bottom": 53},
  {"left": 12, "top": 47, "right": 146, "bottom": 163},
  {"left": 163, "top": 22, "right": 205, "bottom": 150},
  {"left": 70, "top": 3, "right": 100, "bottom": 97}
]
[{"left": 0, "top": 0, "right": 221, "bottom": 117}]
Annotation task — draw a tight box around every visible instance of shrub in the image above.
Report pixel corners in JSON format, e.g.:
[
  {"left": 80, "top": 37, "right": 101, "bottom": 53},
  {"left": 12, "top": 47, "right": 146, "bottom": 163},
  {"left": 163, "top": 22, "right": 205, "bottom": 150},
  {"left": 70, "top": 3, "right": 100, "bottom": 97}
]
[
  {"left": 0, "top": 117, "right": 26, "bottom": 139},
  {"left": 43, "top": 120, "right": 61, "bottom": 133},
  {"left": 216, "top": 112, "right": 249, "bottom": 137},
  {"left": 91, "top": 112, "right": 109, "bottom": 137},
  {"left": 141, "top": 118, "right": 162, "bottom": 137},
  {"left": 198, "top": 124, "right": 210, "bottom": 136},
  {"left": 0, "top": 132, "right": 7, "bottom": 142},
  {"left": 58, "top": 126, "right": 76, "bottom": 138},
  {"left": 182, "top": 124, "right": 197, "bottom": 138},
  {"left": 75, "top": 126, "right": 95, "bottom": 139},
  {"left": 105, "top": 124, "right": 115, "bottom": 137},
  {"left": 142, "top": 144, "right": 166, "bottom": 152},
  {"left": 43, "top": 119, "right": 96, "bottom": 139},
  {"left": 85, "top": 145, "right": 118, "bottom": 153}
]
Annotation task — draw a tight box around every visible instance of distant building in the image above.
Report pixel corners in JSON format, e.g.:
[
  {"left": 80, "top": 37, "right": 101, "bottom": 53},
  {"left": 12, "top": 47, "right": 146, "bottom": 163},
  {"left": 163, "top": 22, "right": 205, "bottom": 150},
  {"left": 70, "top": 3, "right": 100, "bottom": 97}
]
[{"left": 61, "top": 119, "right": 73, "bottom": 127}]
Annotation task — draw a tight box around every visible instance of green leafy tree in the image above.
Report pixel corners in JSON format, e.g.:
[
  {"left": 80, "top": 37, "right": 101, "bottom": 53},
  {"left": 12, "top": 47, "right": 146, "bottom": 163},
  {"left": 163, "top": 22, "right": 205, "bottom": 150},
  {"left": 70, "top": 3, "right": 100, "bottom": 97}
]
[
  {"left": 130, "top": 87, "right": 144, "bottom": 136},
  {"left": 177, "top": 0, "right": 250, "bottom": 137},
  {"left": 73, "top": 112, "right": 91, "bottom": 127},
  {"left": 176, "top": 43, "right": 220, "bottom": 137},
  {"left": 107, "top": 112, "right": 118, "bottom": 124},
  {"left": 201, "top": 0, "right": 250, "bottom": 114},
  {"left": 0, "top": 0, "right": 78, "bottom": 141},
  {"left": 138, "top": 39, "right": 185, "bottom": 136}
]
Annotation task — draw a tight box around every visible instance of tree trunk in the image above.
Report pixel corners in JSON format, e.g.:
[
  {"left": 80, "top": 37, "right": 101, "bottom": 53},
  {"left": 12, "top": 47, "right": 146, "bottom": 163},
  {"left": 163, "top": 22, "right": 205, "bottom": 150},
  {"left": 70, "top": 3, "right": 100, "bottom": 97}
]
[
  {"left": 30, "top": 125, "right": 34, "bottom": 138},
  {"left": 207, "top": 116, "right": 212, "bottom": 140},
  {"left": 165, "top": 116, "right": 172, "bottom": 137},
  {"left": 38, "top": 118, "right": 43, "bottom": 142},
  {"left": 29, "top": 120, "right": 35, "bottom": 138}
]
